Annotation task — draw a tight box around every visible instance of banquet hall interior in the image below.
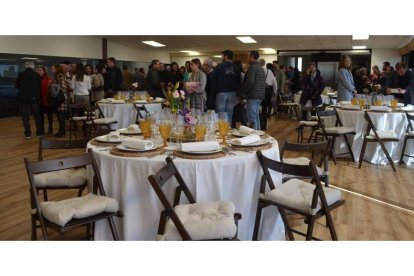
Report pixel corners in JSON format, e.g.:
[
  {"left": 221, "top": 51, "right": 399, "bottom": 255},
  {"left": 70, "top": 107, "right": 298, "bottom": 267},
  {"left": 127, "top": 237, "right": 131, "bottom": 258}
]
[{"left": 1, "top": 34, "right": 414, "bottom": 241}]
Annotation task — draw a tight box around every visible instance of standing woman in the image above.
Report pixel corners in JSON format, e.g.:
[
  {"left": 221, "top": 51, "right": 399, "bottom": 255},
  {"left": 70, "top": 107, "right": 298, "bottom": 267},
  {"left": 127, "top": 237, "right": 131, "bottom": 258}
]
[
  {"left": 52, "top": 65, "right": 69, "bottom": 137},
  {"left": 337, "top": 55, "right": 357, "bottom": 101},
  {"left": 187, "top": 58, "right": 207, "bottom": 111},
  {"left": 300, "top": 62, "right": 325, "bottom": 119},
  {"left": 71, "top": 63, "right": 91, "bottom": 105},
  {"left": 36, "top": 65, "right": 53, "bottom": 134},
  {"left": 90, "top": 64, "right": 105, "bottom": 105}
]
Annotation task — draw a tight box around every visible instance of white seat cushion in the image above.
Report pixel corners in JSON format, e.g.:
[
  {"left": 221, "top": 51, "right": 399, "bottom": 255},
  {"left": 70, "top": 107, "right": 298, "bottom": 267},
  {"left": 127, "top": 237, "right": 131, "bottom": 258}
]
[
  {"left": 408, "top": 131, "right": 414, "bottom": 137},
  {"left": 283, "top": 157, "right": 324, "bottom": 176},
  {"left": 298, "top": 121, "right": 318, "bottom": 127},
  {"left": 324, "top": 126, "right": 355, "bottom": 134},
  {"left": 310, "top": 116, "right": 324, "bottom": 121},
  {"left": 87, "top": 118, "right": 117, "bottom": 124},
  {"left": 40, "top": 193, "right": 119, "bottom": 227},
  {"left": 70, "top": 116, "right": 87, "bottom": 121},
  {"left": 368, "top": 130, "right": 398, "bottom": 139},
  {"left": 33, "top": 168, "right": 86, "bottom": 188},
  {"left": 164, "top": 201, "right": 237, "bottom": 241},
  {"left": 264, "top": 178, "right": 341, "bottom": 215}
]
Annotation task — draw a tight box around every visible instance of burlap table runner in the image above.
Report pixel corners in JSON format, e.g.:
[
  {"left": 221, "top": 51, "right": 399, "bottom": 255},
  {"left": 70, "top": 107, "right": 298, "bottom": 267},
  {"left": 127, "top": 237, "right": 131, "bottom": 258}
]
[
  {"left": 173, "top": 150, "right": 226, "bottom": 160},
  {"left": 110, "top": 146, "right": 165, "bottom": 158},
  {"left": 90, "top": 139, "right": 121, "bottom": 147}
]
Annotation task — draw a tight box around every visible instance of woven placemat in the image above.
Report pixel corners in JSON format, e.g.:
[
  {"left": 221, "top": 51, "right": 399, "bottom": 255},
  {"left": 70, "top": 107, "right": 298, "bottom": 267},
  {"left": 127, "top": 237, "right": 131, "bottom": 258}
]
[
  {"left": 109, "top": 146, "right": 165, "bottom": 158},
  {"left": 173, "top": 150, "right": 226, "bottom": 160},
  {"left": 90, "top": 139, "right": 121, "bottom": 147},
  {"left": 230, "top": 143, "right": 273, "bottom": 152}
]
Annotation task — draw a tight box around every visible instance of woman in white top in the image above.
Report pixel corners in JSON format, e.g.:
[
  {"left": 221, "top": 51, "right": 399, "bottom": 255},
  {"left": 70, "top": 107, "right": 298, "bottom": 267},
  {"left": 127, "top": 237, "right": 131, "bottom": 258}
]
[
  {"left": 337, "top": 55, "right": 357, "bottom": 102},
  {"left": 187, "top": 58, "right": 207, "bottom": 111},
  {"left": 71, "top": 63, "right": 91, "bottom": 105}
]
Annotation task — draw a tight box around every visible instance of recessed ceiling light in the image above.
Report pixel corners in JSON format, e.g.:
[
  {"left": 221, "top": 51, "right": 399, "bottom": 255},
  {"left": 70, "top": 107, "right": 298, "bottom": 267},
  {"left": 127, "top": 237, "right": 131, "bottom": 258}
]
[
  {"left": 20, "top": 57, "right": 38, "bottom": 60},
  {"left": 213, "top": 55, "right": 222, "bottom": 58},
  {"left": 236, "top": 36, "right": 257, "bottom": 43},
  {"left": 180, "top": 50, "right": 200, "bottom": 55},
  {"left": 259, "top": 48, "right": 276, "bottom": 54},
  {"left": 352, "top": 35, "right": 369, "bottom": 40},
  {"left": 352, "top": 46, "right": 367, "bottom": 49},
  {"left": 142, "top": 41, "right": 165, "bottom": 47}
]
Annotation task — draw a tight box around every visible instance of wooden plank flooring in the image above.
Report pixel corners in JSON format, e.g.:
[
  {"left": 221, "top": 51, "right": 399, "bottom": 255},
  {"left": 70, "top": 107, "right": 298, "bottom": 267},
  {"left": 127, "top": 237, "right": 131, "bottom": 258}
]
[{"left": 1, "top": 115, "right": 413, "bottom": 240}]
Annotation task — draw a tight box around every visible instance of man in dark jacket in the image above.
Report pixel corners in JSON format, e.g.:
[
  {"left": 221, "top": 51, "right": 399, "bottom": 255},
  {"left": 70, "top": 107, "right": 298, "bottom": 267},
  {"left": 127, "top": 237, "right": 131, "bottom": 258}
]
[
  {"left": 15, "top": 62, "right": 43, "bottom": 139},
  {"left": 300, "top": 62, "right": 325, "bottom": 119},
  {"left": 212, "top": 50, "right": 241, "bottom": 123},
  {"left": 386, "top": 61, "right": 414, "bottom": 105},
  {"left": 203, "top": 59, "right": 216, "bottom": 110},
  {"left": 106, "top": 57, "right": 123, "bottom": 97},
  {"left": 146, "top": 60, "right": 163, "bottom": 98},
  {"left": 240, "top": 50, "right": 265, "bottom": 130}
]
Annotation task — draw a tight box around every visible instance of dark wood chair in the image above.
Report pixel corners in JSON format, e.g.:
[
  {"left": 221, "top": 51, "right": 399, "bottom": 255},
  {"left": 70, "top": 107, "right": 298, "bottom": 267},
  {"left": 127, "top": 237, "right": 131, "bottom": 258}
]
[
  {"left": 133, "top": 103, "right": 148, "bottom": 123},
  {"left": 85, "top": 104, "right": 117, "bottom": 139},
  {"left": 358, "top": 111, "right": 399, "bottom": 172},
  {"left": 277, "top": 93, "right": 300, "bottom": 120},
  {"left": 296, "top": 106, "right": 325, "bottom": 143},
  {"left": 280, "top": 139, "right": 331, "bottom": 186},
  {"left": 68, "top": 103, "right": 88, "bottom": 140},
  {"left": 148, "top": 157, "right": 242, "bottom": 241},
  {"left": 315, "top": 108, "right": 356, "bottom": 164},
  {"left": 253, "top": 150, "right": 344, "bottom": 241},
  {"left": 399, "top": 112, "right": 414, "bottom": 165},
  {"left": 24, "top": 149, "right": 122, "bottom": 240}
]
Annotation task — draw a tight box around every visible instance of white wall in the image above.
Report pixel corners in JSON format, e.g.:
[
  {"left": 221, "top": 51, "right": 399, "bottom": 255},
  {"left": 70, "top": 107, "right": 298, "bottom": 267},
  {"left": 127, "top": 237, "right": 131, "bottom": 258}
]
[
  {"left": 371, "top": 48, "right": 401, "bottom": 69},
  {"left": 170, "top": 54, "right": 278, "bottom": 67},
  {"left": 107, "top": 40, "right": 170, "bottom": 63},
  {"left": 0, "top": 35, "right": 102, "bottom": 59}
]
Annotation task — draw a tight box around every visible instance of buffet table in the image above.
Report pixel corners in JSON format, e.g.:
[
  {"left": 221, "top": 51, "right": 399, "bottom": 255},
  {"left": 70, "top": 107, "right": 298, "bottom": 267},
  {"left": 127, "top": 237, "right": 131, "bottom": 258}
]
[
  {"left": 97, "top": 102, "right": 163, "bottom": 129},
  {"left": 87, "top": 141, "right": 285, "bottom": 241}
]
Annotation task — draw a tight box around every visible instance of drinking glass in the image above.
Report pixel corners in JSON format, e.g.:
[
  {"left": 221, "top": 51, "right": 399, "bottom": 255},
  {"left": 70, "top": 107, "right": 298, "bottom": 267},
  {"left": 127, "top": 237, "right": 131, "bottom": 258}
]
[
  {"left": 351, "top": 97, "right": 358, "bottom": 105},
  {"left": 218, "top": 112, "right": 230, "bottom": 145},
  {"left": 170, "top": 113, "right": 184, "bottom": 145},
  {"left": 194, "top": 113, "right": 207, "bottom": 141},
  {"left": 206, "top": 111, "right": 217, "bottom": 141},
  {"left": 391, "top": 99, "right": 398, "bottom": 109}
]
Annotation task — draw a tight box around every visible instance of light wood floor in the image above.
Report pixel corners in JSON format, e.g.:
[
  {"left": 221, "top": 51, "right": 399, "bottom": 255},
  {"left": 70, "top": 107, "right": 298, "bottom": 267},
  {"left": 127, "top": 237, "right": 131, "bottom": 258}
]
[{"left": 1, "top": 115, "right": 413, "bottom": 240}]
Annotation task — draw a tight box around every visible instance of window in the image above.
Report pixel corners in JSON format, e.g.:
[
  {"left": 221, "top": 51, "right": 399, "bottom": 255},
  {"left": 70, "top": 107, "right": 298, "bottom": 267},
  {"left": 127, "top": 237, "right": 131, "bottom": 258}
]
[{"left": 297, "top": 57, "right": 302, "bottom": 72}]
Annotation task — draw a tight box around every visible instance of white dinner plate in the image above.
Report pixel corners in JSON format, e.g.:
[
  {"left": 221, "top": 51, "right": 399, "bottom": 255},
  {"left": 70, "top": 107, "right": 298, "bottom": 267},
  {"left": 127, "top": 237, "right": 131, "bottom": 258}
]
[
  {"left": 231, "top": 130, "right": 265, "bottom": 137},
  {"left": 95, "top": 135, "right": 121, "bottom": 143},
  {"left": 118, "top": 128, "right": 142, "bottom": 135},
  {"left": 229, "top": 139, "right": 268, "bottom": 147},
  {"left": 116, "top": 144, "right": 157, "bottom": 152},
  {"left": 180, "top": 148, "right": 223, "bottom": 154}
]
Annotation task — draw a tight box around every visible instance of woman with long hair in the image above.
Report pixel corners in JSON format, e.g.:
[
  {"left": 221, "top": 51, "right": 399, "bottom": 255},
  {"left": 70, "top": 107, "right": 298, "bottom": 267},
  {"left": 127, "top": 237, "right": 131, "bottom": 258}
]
[
  {"left": 337, "top": 55, "right": 357, "bottom": 101},
  {"left": 187, "top": 58, "right": 207, "bottom": 111},
  {"left": 52, "top": 65, "right": 69, "bottom": 137},
  {"left": 90, "top": 64, "right": 105, "bottom": 104},
  {"left": 36, "top": 65, "right": 53, "bottom": 134},
  {"left": 71, "top": 63, "right": 91, "bottom": 105}
]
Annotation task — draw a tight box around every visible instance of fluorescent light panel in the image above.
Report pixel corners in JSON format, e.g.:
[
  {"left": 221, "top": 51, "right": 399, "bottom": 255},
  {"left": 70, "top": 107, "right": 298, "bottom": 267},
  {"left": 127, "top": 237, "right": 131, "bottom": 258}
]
[
  {"left": 142, "top": 41, "right": 165, "bottom": 47},
  {"left": 352, "top": 46, "right": 367, "bottom": 49},
  {"left": 236, "top": 36, "right": 256, "bottom": 43},
  {"left": 352, "top": 35, "right": 369, "bottom": 40},
  {"left": 180, "top": 50, "right": 200, "bottom": 55},
  {"left": 213, "top": 55, "right": 222, "bottom": 58},
  {"left": 20, "top": 57, "right": 38, "bottom": 60},
  {"left": 259, "top": 48, "right": 276, "bottom": 53}
]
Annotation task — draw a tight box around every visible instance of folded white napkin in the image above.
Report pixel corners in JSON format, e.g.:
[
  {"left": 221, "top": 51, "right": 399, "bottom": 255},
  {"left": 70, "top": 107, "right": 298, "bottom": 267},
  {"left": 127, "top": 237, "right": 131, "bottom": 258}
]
[
  {"left": 155, "top": 97, "right": 164, "bottom": 102},
  {"left": 180, "top": 141, "right": 220, "bottom": 152},
  {"left": 127, "top": 124, "right": 140, "bottom": 132},
  {"left": 111, "top": 99, "right": 126, "bottom": 104},
  {"left": 122, "top": 137, "right": 154, "bottom": 150},
  {"left": 135, "top": 100, "right": 147, "bottom": 103},
  {"left": 108, "top": 131, "right": 120, "bottom": 141},
  {"left": 400, "top": 105, "right": 414, "bottom": 111},
  {"left": 239, "top": 125, "right": 256, "bottom": 135},
  {"left": 340, "top": 101, "right": 352, "bottom": 105},
  {"left": 341, "top": 104, "right": 360, "bottom": 110},
  {"left": 231, "top": 134, "right": 261, "bottom": 146},
  {"left": 370, "top": 106, "right": 391, "bottom": 112}
]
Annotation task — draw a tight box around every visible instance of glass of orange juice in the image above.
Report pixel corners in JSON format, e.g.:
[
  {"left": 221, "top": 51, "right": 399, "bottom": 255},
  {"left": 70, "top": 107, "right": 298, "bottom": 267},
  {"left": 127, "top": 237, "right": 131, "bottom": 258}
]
[
  {"left": 391, "top": 99, "right": 398, "bottom": 109},
  {"left": 359, "top": 98, "right": 365, "bottom": 109},
  {"left": 218, "top": 112, "right": 230, "bottom": 145},
  {"left": 159, "top": 122, "right": 172, "bottom": 146},
  {"left": 139, "top": 117, "right": 152, "bottom": 139},
  {"left": 351, "top": 98, "right": 358, "bottom": 105}
]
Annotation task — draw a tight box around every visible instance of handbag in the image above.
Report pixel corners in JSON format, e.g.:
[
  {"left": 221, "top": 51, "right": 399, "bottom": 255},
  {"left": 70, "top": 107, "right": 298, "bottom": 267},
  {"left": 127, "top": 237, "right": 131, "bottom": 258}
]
[{"left": 48, "top": 84, "right": 62, "bottom": 98}]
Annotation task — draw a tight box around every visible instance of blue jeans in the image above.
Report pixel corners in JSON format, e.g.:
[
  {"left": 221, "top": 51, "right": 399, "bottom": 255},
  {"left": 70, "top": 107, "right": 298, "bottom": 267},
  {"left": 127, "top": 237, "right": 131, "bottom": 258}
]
[
  {"left": 246, "top": 99, "right": 262, "bottom": 130},
  {"left": 215, "top": 92, "right": 237, "bottom": 124}
]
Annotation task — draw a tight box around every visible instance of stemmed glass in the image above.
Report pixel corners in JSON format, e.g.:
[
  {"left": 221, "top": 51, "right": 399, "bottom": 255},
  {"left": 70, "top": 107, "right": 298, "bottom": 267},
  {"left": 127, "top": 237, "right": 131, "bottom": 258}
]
[
  {"left": 206, "top": 111, "right": 217, "bottom": 141},
  {"left": 170, "top": 113, "right": 185, "bottom": 146},
  {"left": 218, "top": 112, "right": 230, "bottom": 145},
  {"left": 159, "top": 109, "right": 172, "bottom": 147},
  {"left": 194, "top": 113, "right": 207, "bottom": 141}
]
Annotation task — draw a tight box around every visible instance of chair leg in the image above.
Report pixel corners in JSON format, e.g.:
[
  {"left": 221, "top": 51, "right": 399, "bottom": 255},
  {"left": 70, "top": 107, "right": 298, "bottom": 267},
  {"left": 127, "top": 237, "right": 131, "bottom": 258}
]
[
  {"left": 399, "top": 136, "right": 408, "bottom": 165},
  {"left": 307, "top": 128, "right": 316, "bottom": 143},
  {"left": 279, "top": 208, "right": 294, "bottom": 241},
  {"left": 107, "top": 216, "right": 119, "bottom": 241},
  {"left": 305, "top": 216, "right": 315, "bottom": 241},
  {"left": 343, "top": 134, "right": 355, "bottom": 162},
  {"left": 358, "top": 139, "right": 368, "bottom": 169},
  {"left": 43, "top": 188, "right": 48, "bottom": 202},
  {"left": 378, "top": 140, "right": 397, "bottom": 172},
  {"left": 252, "top": 200, "right": 264, "bottom": 241},
  {"left": 325, "top": 209, "right": 338, "bottom": 241},
  {"left": 77, "top": 186, "right": 86, "bottom": 197},
  {"left": 329, "top": 137, "right": 337, "bottom": 165},
  {"left": 157, "top": 211, "right": 168, "bottom": 240}
]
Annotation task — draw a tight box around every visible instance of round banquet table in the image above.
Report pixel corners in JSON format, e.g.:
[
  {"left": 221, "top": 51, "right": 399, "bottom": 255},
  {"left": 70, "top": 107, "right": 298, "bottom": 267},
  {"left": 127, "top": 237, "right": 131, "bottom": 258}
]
[
  {"left": 87, "top": 141, "right": 285, "bottom": 241},
  {"left": 326, "top": 109, "right": 413, "bottom": 165},
  {"left": 97, "top": 102, "right": 163, "bottom": 129}
]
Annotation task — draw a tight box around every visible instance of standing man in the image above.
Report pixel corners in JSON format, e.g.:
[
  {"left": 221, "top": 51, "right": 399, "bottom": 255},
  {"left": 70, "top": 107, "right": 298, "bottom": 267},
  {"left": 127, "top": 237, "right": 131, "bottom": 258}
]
[
  {"left": 122, "top": 65, "right": 132, "bottom": 90},
  {"left": 146, "top": 59, "right": 163, "bottom": 98},
  {"left": 259, "top": 59, "right": 277, "bottom": 130},
  {"left": 213, "top": 50, "right": 241, "bottom": 123},
  {"left": 241, "top": 51, "right": 265, "bottom": 130},
  {"left": 386, "top": 62, "right": 414, "bottom": 105},
  {"left": 132, "top": 67, "right": 146, "bottom": 90},
  {"left": 15, "top": 61, "right": 43, "bottom": 139},
  {"left": 106, "top": 57, "right": 123, "bottom": 97}
]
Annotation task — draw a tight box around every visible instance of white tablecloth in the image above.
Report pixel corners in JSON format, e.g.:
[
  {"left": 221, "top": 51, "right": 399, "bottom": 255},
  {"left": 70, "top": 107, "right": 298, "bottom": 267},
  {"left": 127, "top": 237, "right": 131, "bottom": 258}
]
[
  {"left": 327, "top": 110, "right": 413, "bottom": 165},
  {"left": 97, "top": 103, "right": 162, "bottom": 129},
  {"left": 87, "top": 142, "right": 285, "bottom": 241}
]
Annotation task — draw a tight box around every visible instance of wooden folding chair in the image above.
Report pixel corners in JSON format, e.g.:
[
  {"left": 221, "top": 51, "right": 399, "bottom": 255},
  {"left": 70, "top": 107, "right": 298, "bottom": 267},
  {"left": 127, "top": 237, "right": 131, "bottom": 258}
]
[
  {"left": 280, "top": 139, "right": 331, "bottom": 186},
  {"left": 296, "top": 106, "right": 325, "bottom": 143},
  {"left": 358, "top": 111, "right": 399, "bottom": 172},
  {"left": 399, "top": 112, "right": 414, "bottom": 165},
  {"left": 253, "top": 150, "right": 344, "bottom": 241},
  {"left": 68, "top": 103, "right": 88, "bottom": 140},
  {"left": 24, "top": 149, "right": 122, "bottom": 240},
  {"left": 133, "top": 103, "right": 149, "bottom": 123},
  {"left": 85, "top": 104, "right": 117, "bottom": 139},
  {"left": 315, "top": 108, "right": 356, "bottom": 164},
  {"left": 277, "top": 93, "right": 300, "bottom": 119},
  {"left": 148, "top": 157, "right": 242, "bottom": 241}
]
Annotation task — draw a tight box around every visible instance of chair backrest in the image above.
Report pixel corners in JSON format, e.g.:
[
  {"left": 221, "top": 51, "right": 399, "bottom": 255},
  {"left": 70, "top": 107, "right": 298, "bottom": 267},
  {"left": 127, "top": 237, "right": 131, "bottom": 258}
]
[
  {"left": 133, "top": 104, "right": 149, "bottom": 120},
  {"left": 68, "top": 103, "right": 87, "bottom": 118},
  {"left": 256, "top": 150, "right": 321, "bottom": 193},
  {"left": 405, "top": 112, "right": 414, "bottom": 133},
  {"left": 316, "top": 109, "right": 343, "bottom": 136},
  {"left": 362, "top": 111, "right": 378, "bottom": 138},
  {"left": 38, "top": 137, "right": 87, "bottom": 161}
]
